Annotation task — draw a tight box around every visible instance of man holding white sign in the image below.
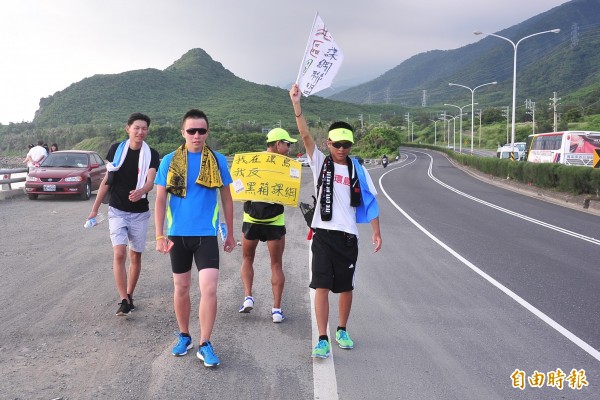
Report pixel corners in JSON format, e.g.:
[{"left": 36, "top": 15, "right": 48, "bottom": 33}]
[
  {"left": 290, "top": 84, "right": 382, "bottom": 359},
  {"left": 238, "top": 128, "right": 298, "bottom": 323}
]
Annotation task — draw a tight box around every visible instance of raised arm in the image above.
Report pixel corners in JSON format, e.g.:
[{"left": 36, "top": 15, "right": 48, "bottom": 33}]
[{"left": 290, "top": 84, "right": 316, "bottom": 159}]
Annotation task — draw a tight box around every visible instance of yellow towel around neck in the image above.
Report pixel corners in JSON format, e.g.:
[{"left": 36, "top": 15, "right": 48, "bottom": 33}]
[{"left": 166, "top": 143, "right": 223, "bottom": 198}]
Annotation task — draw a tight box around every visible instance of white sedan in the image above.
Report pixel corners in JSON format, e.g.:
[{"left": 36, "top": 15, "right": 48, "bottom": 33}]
[{"left": 296, "top": 157, "right": 310, "bottom": 167}]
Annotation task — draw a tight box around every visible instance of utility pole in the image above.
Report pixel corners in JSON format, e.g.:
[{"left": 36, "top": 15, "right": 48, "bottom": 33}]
[
  {"left": 549, "top": 92, "right": 560, "bottom": 132},
  {"left": 441, "top": 111, "right": 448, "bottom": 144},
  {"left": 476, "top": 109, "right": 482, "bottom": 147},
  {"left": 501, "top": 106, "right": 510, "bottom": 145}
]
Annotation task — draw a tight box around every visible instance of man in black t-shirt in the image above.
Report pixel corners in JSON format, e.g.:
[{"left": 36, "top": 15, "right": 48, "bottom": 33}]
[
  {"left": 238, "top": 128, "right": 297, "bottom": 323},
  {"left": 87, "top": 112, "right": 160, "bottom": 317}
]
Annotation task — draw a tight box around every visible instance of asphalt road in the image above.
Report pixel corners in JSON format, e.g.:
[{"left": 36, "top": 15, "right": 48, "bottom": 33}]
[
  {"left": 351, "top": 149, "right": 599, "bottom": 399},
  {"left": 1, "top": 153, "right": 599, "bottom": 399}
]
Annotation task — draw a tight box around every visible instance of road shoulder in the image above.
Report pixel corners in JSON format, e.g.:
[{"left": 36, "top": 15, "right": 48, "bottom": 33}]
[{"left": 448, "top": 157, "right": 600, "bottom": 217}]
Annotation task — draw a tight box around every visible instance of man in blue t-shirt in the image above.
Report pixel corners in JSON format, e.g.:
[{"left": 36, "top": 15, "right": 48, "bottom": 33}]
[{"left": 154, "top": 109, "right": 235, "bottom": 368}]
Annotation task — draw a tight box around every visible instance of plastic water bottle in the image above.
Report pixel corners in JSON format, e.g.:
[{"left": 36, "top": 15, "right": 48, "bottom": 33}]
[
  {"left": 84, "top": 213, "right": 105, "bottom": 228},
  {"left": 218, "top": 222, "right": 227, "bottom": 241}
]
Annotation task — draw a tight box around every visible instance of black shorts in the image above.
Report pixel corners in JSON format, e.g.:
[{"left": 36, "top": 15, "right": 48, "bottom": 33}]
[
  {"left": 168, "top": 236, "right": 219, "bottom": 274},
  {"left": 310, "top": 229, "right": 358, "bottom": 293},
  {"left": 242, "top": 222, "right": 286, "bottom": 242}
]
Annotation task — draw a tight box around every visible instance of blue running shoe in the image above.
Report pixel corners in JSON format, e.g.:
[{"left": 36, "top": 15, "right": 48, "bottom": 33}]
[
  {"left": 335, "top": 329, "right": 354, "bottom": 349},
  {"left": 197, "top": 341, "right": 220, "bottom": 367},
  {"left": 172, "top": 333, "right": 193, "bottom": 356},
  {"left": 311, "top": 339, "right": 331, "bottom": 359}
]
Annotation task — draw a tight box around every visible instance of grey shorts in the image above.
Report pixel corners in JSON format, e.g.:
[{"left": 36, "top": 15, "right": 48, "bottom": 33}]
[{"left": 107, "top": 206, "right": 150, "bottom": 253}]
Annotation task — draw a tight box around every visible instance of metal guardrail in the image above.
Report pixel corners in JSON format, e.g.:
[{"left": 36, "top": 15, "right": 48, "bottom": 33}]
[{"left": 0, "top": 167, "right": 28, "bottom": 190}]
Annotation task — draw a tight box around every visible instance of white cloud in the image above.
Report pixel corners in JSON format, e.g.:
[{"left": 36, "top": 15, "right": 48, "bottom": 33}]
[{"left": 0, "top": 0, "right": 569, "bottom": 124}]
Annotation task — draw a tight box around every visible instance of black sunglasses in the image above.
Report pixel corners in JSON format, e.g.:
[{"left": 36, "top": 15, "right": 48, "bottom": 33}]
[
  {"left": 185, "top": 128, "right": 208, "bottom": 135},
  {"left": 331, "top": 141, "right": 352, "bottom": 149}
]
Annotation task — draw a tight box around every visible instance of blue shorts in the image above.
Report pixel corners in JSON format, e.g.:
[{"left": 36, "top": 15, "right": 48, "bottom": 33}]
[{"left": 108, "top": 207, "right": 150, "bottom": 253}]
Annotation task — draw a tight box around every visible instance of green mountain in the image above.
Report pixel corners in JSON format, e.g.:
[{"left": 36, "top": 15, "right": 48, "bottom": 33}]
[
  {"left": 5, "top": 0, "right": 600, "bottom": 159},
  {"left": 33, "top": 48, "right": 400, "bottom": 128},
  {"left": 328, "top": 0, "right": 600, "bottom": 115},
  {"left": 28, "top": 0, "right": 600, "bottom": 128}
]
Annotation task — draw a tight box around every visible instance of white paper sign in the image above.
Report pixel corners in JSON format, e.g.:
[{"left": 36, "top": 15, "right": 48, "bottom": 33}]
[{"left": 296, "top": 12, "right": 344, "bottom": 96}]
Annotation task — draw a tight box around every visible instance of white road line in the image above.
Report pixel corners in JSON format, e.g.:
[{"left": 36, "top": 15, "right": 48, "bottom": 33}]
[
  {"left": 309, "top": 242, "right": 339, "bottom": 400},
  {"left": 419, "top": 151, "right": 600, "bottom": 245},
  {"left": 378, "top": 151, "right": 600, "bottom": 362}
]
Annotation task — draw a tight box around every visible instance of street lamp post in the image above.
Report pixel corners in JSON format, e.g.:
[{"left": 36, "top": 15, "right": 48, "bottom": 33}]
[
  {"left": 444, "top": 103, "right": 475, "bottom": 154},
  {"left": 430, "top": 119, "right": 439, "bottom": 145},
  {"left": 448, "top": 81, "right": 497, "bottom": 154},
  {"left": 474, "top": 29, "right": 560, "bottom": 158},
  {"left": 441, "top": 114, "right": 458, "bottom": 151}
]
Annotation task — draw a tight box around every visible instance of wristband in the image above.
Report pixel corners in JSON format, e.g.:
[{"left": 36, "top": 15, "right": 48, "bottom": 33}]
[
  {"left": 295, "top": 110, "right": 302, "bottom": 118},
  {"left": 156, "top": 236, "right": 165, "bottom": 241}
]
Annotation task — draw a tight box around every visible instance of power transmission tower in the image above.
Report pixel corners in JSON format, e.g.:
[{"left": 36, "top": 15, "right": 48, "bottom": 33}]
[
  {"left": 404, "top": 113, "right": 410, "bottom": 141},
  {"left": 571, "top": 23, "right": 579, "bottom": 49},
  {"left": 385, "top": 87, "right": 391, "bottom": 104},
  {"left": 525, "top": 99, "right": 536, "bottom": 134},
  {"left": 549, "top": 92, "right": 560, "bottom": 132},
  {"left": 422, "top": 90, "right": 427, "bottom": 107}
]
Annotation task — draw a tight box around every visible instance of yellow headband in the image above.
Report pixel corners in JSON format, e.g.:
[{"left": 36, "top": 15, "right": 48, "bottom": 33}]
[{"left": 328, "top": 128, "right": 354, "bottom": 144}]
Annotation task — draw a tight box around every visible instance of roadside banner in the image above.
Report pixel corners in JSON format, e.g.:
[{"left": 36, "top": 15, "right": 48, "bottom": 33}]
[
  {"left": 229, "top": 152, "right": 302, "bottom": 207},
  {"left": 296, "top": 12, "right": 344, "bottom": 96}
]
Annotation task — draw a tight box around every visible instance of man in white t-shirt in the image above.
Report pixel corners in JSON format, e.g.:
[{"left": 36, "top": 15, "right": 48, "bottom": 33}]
[
  {"left": 290, "top": 83, "right": 382, "bottom": 359},
  {"left": 24, "top": 140, "right": 48, "bottom": 172}
]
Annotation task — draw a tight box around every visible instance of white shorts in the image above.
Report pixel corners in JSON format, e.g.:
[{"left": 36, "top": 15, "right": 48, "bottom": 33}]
[{"left": 108, "top": 206, "right": 150, "bottom": 253}]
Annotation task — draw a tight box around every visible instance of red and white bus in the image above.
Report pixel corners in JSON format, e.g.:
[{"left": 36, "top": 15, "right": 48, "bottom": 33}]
[{"left": 525, "top": 131, "right": 600, "bottom": 166}]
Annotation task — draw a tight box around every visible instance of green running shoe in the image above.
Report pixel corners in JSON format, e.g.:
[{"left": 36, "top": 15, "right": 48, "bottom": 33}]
[
  {"left": 335, "top": 329, "right": 354, "bottom": 349},
  {"left": 311, "top": 339, "right": 331, "bottom": 359}
]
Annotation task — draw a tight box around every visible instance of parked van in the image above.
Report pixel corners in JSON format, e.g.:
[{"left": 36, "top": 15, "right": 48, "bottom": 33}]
[{"left": 496, "top": 142, "right": 526, "bottom": 160}]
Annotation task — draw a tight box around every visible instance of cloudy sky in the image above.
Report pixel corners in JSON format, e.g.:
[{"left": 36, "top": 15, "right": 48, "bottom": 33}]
[{"left": 0, "top": 0, "right": 569, "bottom": 124}]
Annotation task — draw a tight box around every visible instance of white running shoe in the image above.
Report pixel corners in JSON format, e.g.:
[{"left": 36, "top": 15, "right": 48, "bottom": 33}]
[
  {"left": 239, "top": 296, "right": 254, "bottom": 313},
  {"left": 272, "top": 309, "right": 285, "bottom": 323}
]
